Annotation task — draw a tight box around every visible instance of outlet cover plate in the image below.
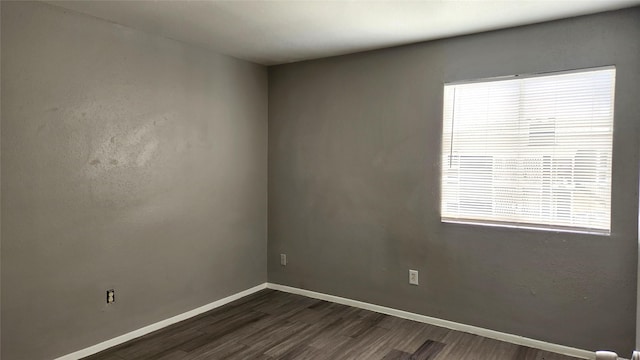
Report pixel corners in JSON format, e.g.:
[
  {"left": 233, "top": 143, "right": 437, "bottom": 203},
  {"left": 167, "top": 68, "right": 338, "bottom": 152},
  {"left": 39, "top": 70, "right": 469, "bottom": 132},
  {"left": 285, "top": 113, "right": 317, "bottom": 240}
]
[{"left": 409, "top": 270, "right": 419, "bottom": 285}]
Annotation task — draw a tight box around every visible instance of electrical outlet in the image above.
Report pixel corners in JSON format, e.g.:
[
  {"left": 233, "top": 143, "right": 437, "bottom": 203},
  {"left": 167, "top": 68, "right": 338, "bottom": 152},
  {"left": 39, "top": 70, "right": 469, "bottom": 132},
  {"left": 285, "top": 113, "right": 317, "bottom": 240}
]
[
  {"left": 280, "top": 253, "right": 287, "bottom": 266},
  {"left": 409, "top": 270, "right": 419, "bottom": 285},
  {"left": 106, "top": 289, "right": 115, "bottom": 304}
]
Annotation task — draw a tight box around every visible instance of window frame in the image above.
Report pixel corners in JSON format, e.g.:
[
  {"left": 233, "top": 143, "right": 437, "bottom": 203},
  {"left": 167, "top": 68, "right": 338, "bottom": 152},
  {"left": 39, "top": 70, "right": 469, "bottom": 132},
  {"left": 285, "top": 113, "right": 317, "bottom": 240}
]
[{"left": 440, "top": 66, "right": 616, "bottom": 236}]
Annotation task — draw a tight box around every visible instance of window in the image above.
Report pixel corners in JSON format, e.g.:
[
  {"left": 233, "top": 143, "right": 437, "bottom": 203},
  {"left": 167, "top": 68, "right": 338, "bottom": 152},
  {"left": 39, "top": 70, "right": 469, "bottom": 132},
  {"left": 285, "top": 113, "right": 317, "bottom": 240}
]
[{"left": 441, "top": 67, "right": 615, "bottom": 234}]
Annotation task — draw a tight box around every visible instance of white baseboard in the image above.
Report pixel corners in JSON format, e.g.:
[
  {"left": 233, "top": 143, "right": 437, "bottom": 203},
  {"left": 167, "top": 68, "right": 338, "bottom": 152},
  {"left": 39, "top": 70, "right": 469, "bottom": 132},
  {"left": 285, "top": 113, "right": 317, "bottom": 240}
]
[
  {"left": 266, "top": 283, "right": 596, "bottom": 360},
  {"left": 55, "top": 281, "right": 596, "bottom": 360},
  {"left": 54, "top": 283, "right": 268, "bottom": 360}
]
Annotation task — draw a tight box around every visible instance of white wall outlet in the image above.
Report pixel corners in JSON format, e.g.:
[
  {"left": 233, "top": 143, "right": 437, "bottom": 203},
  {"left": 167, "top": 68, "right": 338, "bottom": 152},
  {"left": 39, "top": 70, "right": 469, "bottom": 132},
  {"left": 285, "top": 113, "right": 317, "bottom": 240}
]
[
  {"left": 106, "top": 289, "right": 115, "bottom": 304},
  {"left": 409, "top": 270, "right": 419, "bottom": 285},
  {"left": 280, "top": 253, "right": 287, "bottom": 266}
]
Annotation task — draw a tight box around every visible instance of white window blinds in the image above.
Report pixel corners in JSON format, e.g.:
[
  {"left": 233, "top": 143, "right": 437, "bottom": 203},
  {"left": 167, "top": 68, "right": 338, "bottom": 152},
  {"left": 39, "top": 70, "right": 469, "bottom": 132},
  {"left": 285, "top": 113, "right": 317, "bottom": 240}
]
[{"left": 441, "top": 67, "right": 615, "bottom": 234}]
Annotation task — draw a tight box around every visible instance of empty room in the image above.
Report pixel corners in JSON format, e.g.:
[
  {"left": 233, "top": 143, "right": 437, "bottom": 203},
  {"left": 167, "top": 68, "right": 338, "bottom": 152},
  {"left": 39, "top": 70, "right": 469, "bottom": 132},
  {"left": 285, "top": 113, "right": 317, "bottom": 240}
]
[{"left": 2, "top": 1, "right": 640, "bottom": 359}]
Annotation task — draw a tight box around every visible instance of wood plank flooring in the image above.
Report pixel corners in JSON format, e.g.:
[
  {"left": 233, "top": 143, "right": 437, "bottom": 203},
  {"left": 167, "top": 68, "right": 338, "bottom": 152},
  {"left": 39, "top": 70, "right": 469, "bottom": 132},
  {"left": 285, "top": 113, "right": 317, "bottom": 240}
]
[{"left": 83, "top": 289, "right": 580, "bottom": 360}]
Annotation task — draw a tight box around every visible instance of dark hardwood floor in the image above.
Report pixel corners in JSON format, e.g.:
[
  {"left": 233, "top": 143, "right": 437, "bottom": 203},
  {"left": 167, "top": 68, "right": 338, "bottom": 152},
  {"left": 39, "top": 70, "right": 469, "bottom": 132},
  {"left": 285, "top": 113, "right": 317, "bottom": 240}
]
[{"left": 84, "top": 289, "right": 580, "bottom": 360}]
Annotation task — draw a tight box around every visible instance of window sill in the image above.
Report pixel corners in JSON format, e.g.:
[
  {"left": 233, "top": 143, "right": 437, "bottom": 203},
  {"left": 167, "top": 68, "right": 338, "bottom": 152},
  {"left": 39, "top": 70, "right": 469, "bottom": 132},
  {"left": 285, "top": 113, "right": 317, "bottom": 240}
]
[{"left": 441, "top": 218, "right": 611, "bottom": 236}]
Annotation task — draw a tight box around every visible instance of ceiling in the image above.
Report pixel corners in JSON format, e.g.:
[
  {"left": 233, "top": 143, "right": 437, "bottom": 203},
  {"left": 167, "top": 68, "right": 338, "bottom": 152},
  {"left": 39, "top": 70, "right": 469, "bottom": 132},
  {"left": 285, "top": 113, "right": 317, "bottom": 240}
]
[{"left": 46, "top": 0, "right": 640, "bottom": 66}]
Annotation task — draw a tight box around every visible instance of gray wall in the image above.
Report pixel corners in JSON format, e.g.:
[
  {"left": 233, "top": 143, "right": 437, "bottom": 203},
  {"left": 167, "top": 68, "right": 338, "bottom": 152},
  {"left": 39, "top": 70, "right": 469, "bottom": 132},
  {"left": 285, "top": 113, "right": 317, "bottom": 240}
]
[
  {"left": 268, "top": 8, "right": 640, "bottom": 355},
  {"left": 1, "top": 2, "right": 267, "bottom": 359}
]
